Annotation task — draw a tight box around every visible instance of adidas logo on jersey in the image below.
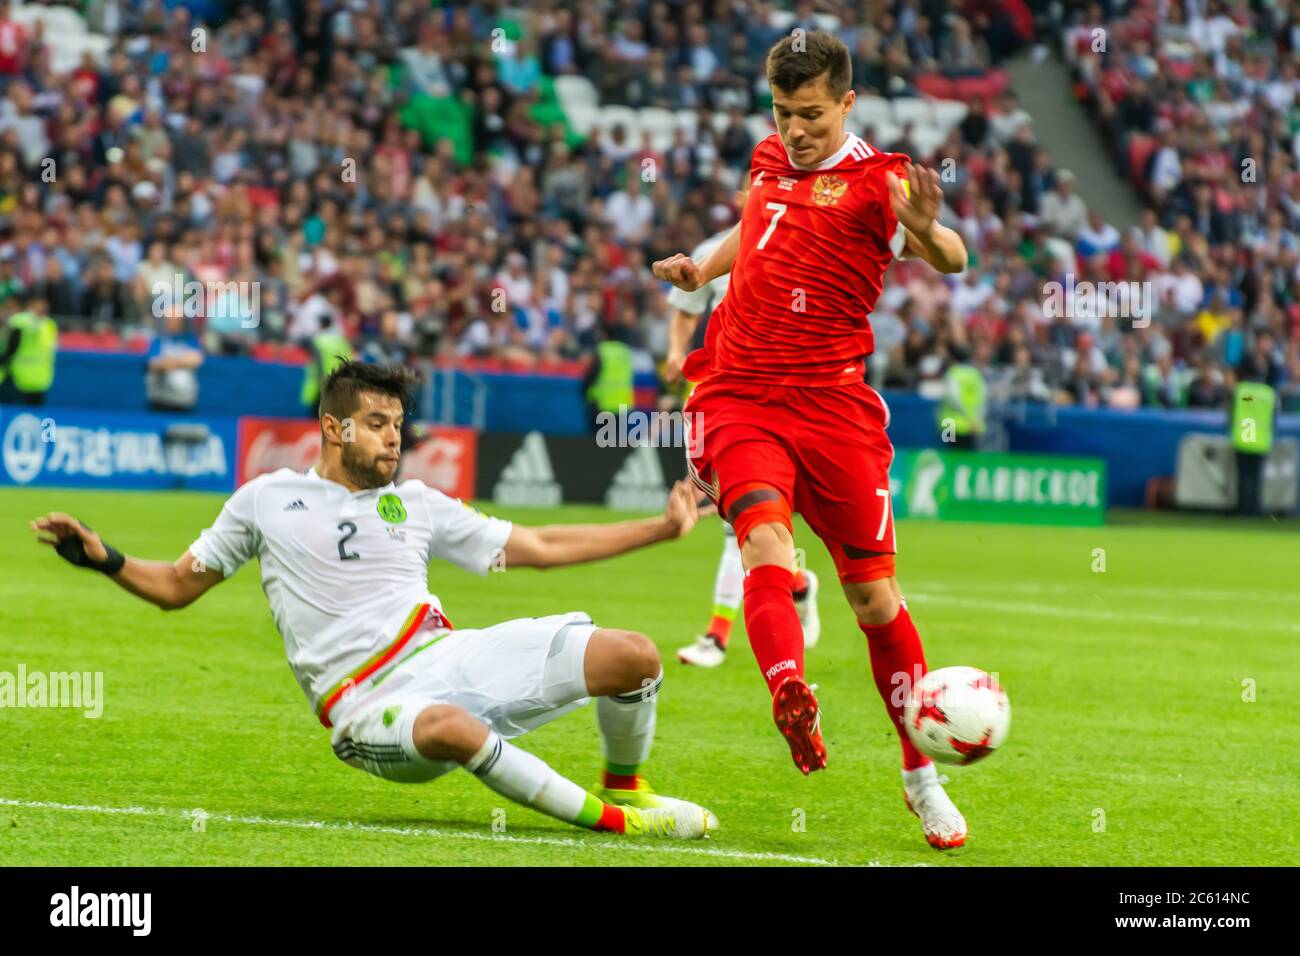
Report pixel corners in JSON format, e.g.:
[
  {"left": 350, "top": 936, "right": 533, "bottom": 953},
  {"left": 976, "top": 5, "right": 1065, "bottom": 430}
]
[
  {"left": 494, "top": 432, "right": 562, "bottom": 507},
  {"left": 283, "top": 499, "right": 308, "bottom": 512},
  {"left": 605, "top": 444, "right": 667, "bottom": 512}
]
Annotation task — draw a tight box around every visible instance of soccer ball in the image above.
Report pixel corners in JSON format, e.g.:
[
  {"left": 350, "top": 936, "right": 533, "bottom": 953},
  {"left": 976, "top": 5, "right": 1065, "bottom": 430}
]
[{"left": 903, "top": 666, "right": 1011, "bottom": 765}]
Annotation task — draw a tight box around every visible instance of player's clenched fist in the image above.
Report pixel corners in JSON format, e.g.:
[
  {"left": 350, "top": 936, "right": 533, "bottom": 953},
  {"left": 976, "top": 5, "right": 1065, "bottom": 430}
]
[
  {"left": 886, "top": 161, "right": 944, "bottom": 235},
  {"left": 652, "top": 253, "right": 704, "bottom": 293}
]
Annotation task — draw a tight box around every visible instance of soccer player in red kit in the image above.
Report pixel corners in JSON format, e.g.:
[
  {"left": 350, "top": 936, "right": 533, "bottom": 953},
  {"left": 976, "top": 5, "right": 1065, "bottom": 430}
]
[{"left": 654, "top": 32, "right": 971, "bottom": 849}]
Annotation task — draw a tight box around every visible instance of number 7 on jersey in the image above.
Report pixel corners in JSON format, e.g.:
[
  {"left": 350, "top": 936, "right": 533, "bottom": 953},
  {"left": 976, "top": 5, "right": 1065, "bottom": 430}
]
[{"left": 756, "top": 202, "right": 787, "bottom": 250}]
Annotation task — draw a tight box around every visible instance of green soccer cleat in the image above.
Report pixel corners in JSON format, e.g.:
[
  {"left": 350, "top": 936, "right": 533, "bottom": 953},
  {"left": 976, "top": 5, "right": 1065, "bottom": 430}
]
[
  {"left": 618, "top": 801, "right": 716, "bottom": 839},
  {"left": 594, "top": 778, "right": 720, "bottom": 832}
]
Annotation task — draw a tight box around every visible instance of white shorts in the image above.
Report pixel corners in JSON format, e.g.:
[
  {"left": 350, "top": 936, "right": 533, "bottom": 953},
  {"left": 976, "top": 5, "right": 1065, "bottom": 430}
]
[{"left": 329, "top": 611, "right": 596, "bottom": 783}]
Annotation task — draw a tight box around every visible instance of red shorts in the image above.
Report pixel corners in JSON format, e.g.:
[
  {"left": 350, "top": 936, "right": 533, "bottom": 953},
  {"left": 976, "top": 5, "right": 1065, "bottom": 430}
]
[{"left": 684, "top": 379, "right": 897, "bottom": 584}]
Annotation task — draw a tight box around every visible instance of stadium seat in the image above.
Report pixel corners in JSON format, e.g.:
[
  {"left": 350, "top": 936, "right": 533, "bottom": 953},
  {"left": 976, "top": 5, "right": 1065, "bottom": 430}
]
[
  {"left": 852, "top": 95, "right": 894, "bottom": 131},
  {"left": 596, "top": 105, "right": 640, "bottom": 141},
  {"left": 931, "top": 99, "right": 969, "bottom": 131},
  {"left": 637, "top": 107, "right": 677, "bottom": 152},
  {"left": 863, "top": 121, "right": 901, "bottom": 151},
  {"left": 909, "top": 125, "right": 949, "bottom": 160},
  {"left": 1127, "top": 134, "right": 1157, "bottom": 192},
  {"left": 563, "top": 101, "right": 599, "bottom": 138},
  {"left": 672, "top": 109, "right": 699, "bottom": 136},
  {"left": 744, "top": 113, "right": 775, "bottom": 145},
  {"left": 892, "top": 97, "right": 934, "bottom": 127},
  {"left": 554, "top": 75, "right": 599, "bottom": 113},
  {"left": 913, "top": 74, "right": 958, "bottom": 99}
]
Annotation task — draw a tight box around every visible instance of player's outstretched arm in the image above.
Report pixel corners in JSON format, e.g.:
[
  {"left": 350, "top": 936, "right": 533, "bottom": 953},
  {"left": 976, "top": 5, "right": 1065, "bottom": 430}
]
[
  {"left": 652, "top": 221, "right": 741, "bottom": 292},
  {"left": 501, "top": 480, "right": 713, "bottom": 570},
  {"left": 30, "top": 512, "right": 224, "bottom": 611},
  {"left": 664, "top": 308, "right": 702, "bottom": 386},
  {"left": 886, "top": 162, "right": 968, "bottom": 274}
]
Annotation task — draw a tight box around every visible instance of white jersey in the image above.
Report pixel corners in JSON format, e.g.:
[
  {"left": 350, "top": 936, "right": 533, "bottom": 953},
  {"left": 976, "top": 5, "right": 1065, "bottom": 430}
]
[
  {"left": 188, "top": 467, "right": 513, "bottom": 719},
  {"left": 666, "top": 229, "right": 733, "bottom": 317}
]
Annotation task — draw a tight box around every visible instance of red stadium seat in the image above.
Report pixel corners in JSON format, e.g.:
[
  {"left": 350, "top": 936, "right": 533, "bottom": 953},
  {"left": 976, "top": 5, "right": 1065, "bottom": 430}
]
[
  {"left": 914, "top": 74, "right": 957, "bottom": 100},
  {"left": 1128, "top": 135, "right": 1158, "bottom": 192}
]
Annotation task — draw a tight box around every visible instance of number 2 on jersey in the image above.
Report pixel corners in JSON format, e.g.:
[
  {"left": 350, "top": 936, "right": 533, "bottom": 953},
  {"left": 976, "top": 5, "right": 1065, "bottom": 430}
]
[
  {"left": 756, "top": 202, "right": 787, "bottom": 250},
  {"left": 337, "top": 521, "right": 360, "bottom": 560}
]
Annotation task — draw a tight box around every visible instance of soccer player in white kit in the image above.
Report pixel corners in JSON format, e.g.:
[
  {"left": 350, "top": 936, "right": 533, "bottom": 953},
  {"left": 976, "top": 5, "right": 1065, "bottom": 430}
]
[
  {"left": 664, "top": 175, "right": 820, "bottom": 669},
  {"left": 31, "top": 362, "right": 718, "bottom": 839}
]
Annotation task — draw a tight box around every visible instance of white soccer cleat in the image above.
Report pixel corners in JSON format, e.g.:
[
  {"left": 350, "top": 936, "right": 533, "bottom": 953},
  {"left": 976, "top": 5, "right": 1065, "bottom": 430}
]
[
  {"left": 902, "top": 763, "right": 968, "bottom": 850},
  {"left": 623, "top": 798, "right": 718, "bottom": 839},
  {"left": 795, "top": 569, "right": 821, "bottom": 648},
  {"left": 677, "top": 635, "right": 725, "bottom": 667}
]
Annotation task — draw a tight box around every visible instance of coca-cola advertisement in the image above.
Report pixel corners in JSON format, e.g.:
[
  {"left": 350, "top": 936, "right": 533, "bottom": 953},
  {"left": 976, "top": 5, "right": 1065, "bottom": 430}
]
[{"left": 236, "top": 418, "right": 476, "bottom": 500}]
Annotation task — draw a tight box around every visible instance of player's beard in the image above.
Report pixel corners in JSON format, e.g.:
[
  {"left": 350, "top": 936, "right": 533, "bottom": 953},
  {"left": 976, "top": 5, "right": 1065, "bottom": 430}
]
[{"left": 340, "top": 441, "right": 398, "bottom": 489}]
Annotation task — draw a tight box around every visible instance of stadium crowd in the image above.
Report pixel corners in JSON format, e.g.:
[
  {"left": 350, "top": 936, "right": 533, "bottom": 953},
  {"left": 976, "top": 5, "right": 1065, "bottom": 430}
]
[{"left": 0, "top": 0, "right": 1298, "bottom": 413}]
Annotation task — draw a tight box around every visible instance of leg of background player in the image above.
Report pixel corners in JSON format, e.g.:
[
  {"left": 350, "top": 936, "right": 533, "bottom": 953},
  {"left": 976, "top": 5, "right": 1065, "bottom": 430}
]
[
  {"left": 678, "top": 523, "right": 743, "bottom": 666},
  {"left": 845, "top": 575, "right": 967, "bottom": 850}
]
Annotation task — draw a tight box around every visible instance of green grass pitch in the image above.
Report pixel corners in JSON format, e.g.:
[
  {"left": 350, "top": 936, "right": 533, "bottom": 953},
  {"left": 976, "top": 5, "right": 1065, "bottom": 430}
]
[{"left": 1, "top": 487, "right": 1297, "bottom": 866}]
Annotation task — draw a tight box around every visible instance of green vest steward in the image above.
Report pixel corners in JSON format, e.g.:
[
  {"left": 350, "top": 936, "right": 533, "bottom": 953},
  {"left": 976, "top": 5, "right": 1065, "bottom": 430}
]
[
  {"left": 1231, "top": 381, "right": 1275, "bottom": 454},
  {"left": 301, "top": 333, "right": 353, "bottom": 407},
  {"left": 938, "top": 364, "right": 987, "bottom": 436},
  {"left": 4, "top": 311, "right": 57, "bottom": 393},
  {"left": 587, "top": 340, "right": 634, "bottom": 413}
]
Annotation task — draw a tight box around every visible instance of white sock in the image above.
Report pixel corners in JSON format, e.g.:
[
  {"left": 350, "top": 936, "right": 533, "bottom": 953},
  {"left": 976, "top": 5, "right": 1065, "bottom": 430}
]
[
  {"left": 466, "top": 731, "right": 591, "bottom": 824},
  {"left": 714, "top": 525, "right": 744, "bottom": 610},
  {"left": 597, "top": 671, "right": 661, "bottom": 774}
]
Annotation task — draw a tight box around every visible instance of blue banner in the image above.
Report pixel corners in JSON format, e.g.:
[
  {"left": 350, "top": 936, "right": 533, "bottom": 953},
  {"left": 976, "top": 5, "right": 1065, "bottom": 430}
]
[{"left": 0, "top": 407, "right": 237, "bottom": 492}]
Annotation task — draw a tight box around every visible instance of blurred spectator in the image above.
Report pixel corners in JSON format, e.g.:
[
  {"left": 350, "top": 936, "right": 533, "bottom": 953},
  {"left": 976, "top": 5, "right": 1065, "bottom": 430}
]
[{"left": 145, "top": 309, "right": 203, "bottom": 412}]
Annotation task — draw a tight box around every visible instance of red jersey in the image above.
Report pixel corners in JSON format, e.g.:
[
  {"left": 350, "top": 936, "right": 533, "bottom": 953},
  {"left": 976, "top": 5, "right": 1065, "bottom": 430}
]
[{"left": 684, "top": 132, "right": 910, "bottom": 387}]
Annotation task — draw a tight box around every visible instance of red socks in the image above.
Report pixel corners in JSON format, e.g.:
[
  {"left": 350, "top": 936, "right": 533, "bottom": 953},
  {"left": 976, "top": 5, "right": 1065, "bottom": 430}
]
[
  {"left": 859, "top": 603, "right": 932, "bottom": 770},
  {"left": 743, "top": 565, "right": 805, "bottom": 694}
]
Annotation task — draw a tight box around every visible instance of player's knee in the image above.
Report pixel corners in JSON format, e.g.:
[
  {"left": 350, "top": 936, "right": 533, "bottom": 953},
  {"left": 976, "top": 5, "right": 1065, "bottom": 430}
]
[
  {"left": 584, "top": 628, "right": 660, "bottom": 697},
  {"left": 411, "top": 704, "right": 486, "bottom": 764},
  {"left": 616, "top": 630, "right": 661, "bottom": 685},
  {"left": 845, "top": 579, "right": 901, "bottom": 626},
  {"left": 741, "top": 521, "right": 794, "bottom": 569}
]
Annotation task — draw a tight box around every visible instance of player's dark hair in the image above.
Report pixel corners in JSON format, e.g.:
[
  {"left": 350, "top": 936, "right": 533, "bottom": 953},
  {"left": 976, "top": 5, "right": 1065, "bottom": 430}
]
[
  {"left": 766, "top": 31, "right": 852, "bottom": 99},
  {"left": 320, "top": 360, "right": 414, "bottom": 421}
]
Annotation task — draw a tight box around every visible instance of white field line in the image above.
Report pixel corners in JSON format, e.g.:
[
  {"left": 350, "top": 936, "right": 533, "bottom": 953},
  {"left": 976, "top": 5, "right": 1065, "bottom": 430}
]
[
  {"left": 910, "top": 579, "right": 1300, "bottom": 604},
  {"left": 906, "top": 591, "right": 1300, "bottom": 634},
  {"left": 0, "top": 796, "right": 847, "bottom": 867}
]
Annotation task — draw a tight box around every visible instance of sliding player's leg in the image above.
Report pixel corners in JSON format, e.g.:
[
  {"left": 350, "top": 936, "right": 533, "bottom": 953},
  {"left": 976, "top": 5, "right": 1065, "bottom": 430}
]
[
  {"left": 677, "top": 522, "right": 743, "bottom": 666},
  {"left": 581, "top": 629, "right": 707, "bottom": 825},
  {"left": 331, "top": 615, "right": 715, "bottom": 838}
]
